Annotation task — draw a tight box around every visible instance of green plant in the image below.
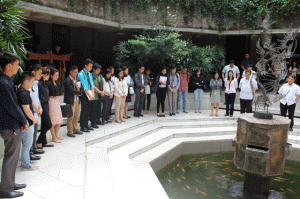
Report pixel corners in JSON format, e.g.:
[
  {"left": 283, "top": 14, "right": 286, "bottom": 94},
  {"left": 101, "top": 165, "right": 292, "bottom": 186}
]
[
  {"left": 115, "top": 26, "right": 225, "bottom": 81},
  {"left": 0, "top": 0, "right": 31, "bottom": 73}
]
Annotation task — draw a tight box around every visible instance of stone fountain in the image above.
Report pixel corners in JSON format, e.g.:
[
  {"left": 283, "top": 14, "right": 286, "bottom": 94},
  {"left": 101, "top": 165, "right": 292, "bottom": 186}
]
[{"left": 233, "top": 14, "right": 296, "bottom": 197}]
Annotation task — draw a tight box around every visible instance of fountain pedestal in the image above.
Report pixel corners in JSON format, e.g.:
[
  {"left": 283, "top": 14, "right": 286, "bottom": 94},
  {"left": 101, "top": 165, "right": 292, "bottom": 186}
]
[{"left": 234, "top": 113, "right": 291, "bottom": 194}]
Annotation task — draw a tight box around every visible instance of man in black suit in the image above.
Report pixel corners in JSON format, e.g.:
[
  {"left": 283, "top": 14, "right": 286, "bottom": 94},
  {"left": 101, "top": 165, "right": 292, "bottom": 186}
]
[
  {"left": 64, "top": 66, "right": 83, "bottom": 137},
  {"left": 133, "top": 66, "right": 147, "bottom": 117},
  {"left": 0, "top": 52, "right": 28, "bottom": 198}
]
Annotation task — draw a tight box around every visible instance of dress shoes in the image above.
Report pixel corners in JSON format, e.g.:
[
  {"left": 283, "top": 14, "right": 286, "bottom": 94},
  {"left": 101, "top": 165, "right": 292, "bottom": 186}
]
[
  {"left": 74, "top": 130, "right": 83, "bottom": 135},
  {"left": 0, "top": 190, "right": 24, "bottom": 198},
  {"left": 30, "top": 154, "right": 41, "bottom": 161},
  {"left": 172, "top": 113, "right": 176, "bottom": 116},
  {"left": 67, "top": 134, "right": 76, "bottom": 138},
  {"left": 133, "top": 115, "right": 140, "bottom": 117},
  {"left": 32, "top": 149, "right": 45, "bottom": 154},
  {"left": 91, "top": 124, "right": 99, "bottom": 129},
  {"left": 139, "top": 114, "right": 144, "bottom": 117},
  {"left": 169, "top": 113, "right": 172, "bottom": 116},
  {"left": 289, "top": 128, "right": 293, "bottom": 131},
  {"left": 96, "top": 121, "right": 104, "bottom": 125},
  {"left": 14, "top": 184, "right": 26, "bottom": 190},
  {"left": 81, "top": 127, "right": 90, "bottom": 133},
  {"left": 42, "top": 144, "right": 54, "bottom": 147},
  {"left": 87, "top": 126, "right": 94, "bottom": 130}
]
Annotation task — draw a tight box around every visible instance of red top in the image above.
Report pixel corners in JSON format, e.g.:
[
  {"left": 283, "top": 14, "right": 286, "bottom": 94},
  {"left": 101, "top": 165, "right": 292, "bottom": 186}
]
[{"left": 178, "top": 72, "right": 190, "bottom": 91}]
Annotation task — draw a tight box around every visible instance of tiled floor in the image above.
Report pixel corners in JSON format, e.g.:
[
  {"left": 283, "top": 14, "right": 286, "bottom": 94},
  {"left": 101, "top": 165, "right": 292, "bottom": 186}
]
[{"left": 1, "top": 110, "right": 300, "bottom": 199}]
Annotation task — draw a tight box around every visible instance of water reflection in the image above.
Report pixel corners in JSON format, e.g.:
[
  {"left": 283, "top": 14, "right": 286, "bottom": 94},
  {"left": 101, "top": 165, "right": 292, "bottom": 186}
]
[{"left": 156, "top": 152, "right": 299, "bottom": 199}]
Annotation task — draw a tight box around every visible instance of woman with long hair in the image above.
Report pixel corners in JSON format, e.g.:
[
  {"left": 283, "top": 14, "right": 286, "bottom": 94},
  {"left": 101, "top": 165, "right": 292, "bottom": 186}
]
[
  {"left": 143, "top": 68, "right": 154, "bottom": 114},
  {"left": 192, "top": 68, "right": 205, "bottom": 113},
  {"left": 123, "top": 66, "right": 134, "bottom": 119},
  {"left": 37, "top": 68, "right": 54, "bottom": 148},
  {"left": 155, "top": 68, "right": 168, "bottom": 117},
  {"left": 114, "top": 68, "right": 128, "bottom": 123},
  {"left": 103, "top": 69, "right": 113, "bottom": 124},
  {"left": 48, "top": 68, "right": 63, "bottom": 143},
  {"left": 224, "top": 70, "right": 237, "bottom": 117},
  {"left": 108, "top": 66, "right": 115, "bottom": 121},
  {"left": 209, "top": 71, "right": 222, "bottom": 117}
]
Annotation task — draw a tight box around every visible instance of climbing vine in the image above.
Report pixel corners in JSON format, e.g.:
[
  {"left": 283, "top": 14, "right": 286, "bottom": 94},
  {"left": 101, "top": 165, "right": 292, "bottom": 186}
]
[{"left": 25, "top": 0, "right": 300, "bottom": 31}]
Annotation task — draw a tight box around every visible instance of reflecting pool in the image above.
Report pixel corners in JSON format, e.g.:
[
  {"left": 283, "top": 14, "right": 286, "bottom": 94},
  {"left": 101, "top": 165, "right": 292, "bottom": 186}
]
[{"left": 156, "top": 152, "right": 299, "bottom": 199}]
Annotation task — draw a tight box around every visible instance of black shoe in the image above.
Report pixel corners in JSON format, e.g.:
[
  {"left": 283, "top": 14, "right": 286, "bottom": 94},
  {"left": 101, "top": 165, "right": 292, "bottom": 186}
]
[
  {"left": 162, "top": 114, "right": 165, "bottom": 117},
  {"left": 224, "top": 114, "right": 229, "bottom": 116},
  {"left": 289, "top": 128, "right": 293, "bottom": 131},
  {"left": 96, "top": 121, "right": 104, "bottom": 125},
  {"left": 230, "top": 115, "right": 233, "bottom": 117},
  {"left": 32, "top": 149, "right": 45, "bottom": 154},
  {"left": 30, "top": 154, "right": 41, "bottom": 161},
  {"left": 87, "top": 126, "right": 94, "bottom": 130},
  {"left": 91, "top": 124, "right": 99, "bottom": 129},
  {"left": 127, "top": 116, "right": 131, "bottom": 119},
  {"left": 67, "top": 134, "right": 76, "bottom": 138},
  {"left": 81, "top": 127, "right": 90, "bottom": 133},
  {"left": 133, "top": 115, "right": 140, "bottom": 117},
  {"left": 42, "top": 144, "right": 54, "bottom": 147},
  {"left": 14, "top": 184, "right": 26, "bottom": 190},
  {"left": 172, "top": 113, "right": 176, "bottom": 115},
  {"left": 74, "top": 130, "right": 83, "bottom": 135},
  {"left": 0, "top": 190, "right": 24, "bottom": 198},
  {"left": 169, "top": 113, "right": 172, "bottom": 116},
  {"left": 139, "top": 114, "right": 144, "bottom": 117}
]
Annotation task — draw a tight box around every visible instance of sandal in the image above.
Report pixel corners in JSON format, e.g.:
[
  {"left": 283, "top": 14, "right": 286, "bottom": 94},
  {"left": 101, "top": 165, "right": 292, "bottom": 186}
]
[
  {"left": 195, "top": 110, "right": 197, "bottom": 113},
  {"left": 52, "top": 139, "right": 61, "bottom": 143},
  {"left": 116, "top": 120, "right": 122, "bottom": 123},
  {"left": 215, "top": 114, "right": 218, "bottom": 117},
  {"left": 121, "top": 119, "right": 125, "bottom": 122},
  {"left": 198, "top": 110, "right": 201, "bottom": 113},
  {"left": 210, "top": 113, "right": 213, "bottom": 116},
  {"left": 58, "top": 137, "right": 64, "bottom": 140}
]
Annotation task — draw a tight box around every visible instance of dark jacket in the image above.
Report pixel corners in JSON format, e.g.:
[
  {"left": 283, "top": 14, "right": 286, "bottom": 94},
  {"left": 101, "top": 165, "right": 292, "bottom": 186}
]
[
  {"left": 134, "top": 72, "right": 147, "bottom": 90},
  {"left": 191, "top": 76, "right": 205, "bottom": 92},
  {"left": 64, "top": 77, "right": 83, "bottom": 105},
  {"left": 38, "top": 81, "right": 50, "bottom": 104},
  {"left": 0, "top": 72, "right": 27, "bottom": 131}
]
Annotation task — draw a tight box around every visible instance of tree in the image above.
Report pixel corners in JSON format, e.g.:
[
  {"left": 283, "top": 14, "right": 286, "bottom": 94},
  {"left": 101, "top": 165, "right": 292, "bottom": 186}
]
[
  {"left": 115, "top": 25, "right": 225, "bottom": 81},
  {"left": 0, "top": 0, "right": 30, "bottom": 72}
]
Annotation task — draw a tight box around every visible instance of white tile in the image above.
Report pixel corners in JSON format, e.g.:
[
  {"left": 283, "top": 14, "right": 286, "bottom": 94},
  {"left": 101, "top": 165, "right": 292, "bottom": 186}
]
[{"left": 45, "top": 185, "right": 83, "bottom": 199}]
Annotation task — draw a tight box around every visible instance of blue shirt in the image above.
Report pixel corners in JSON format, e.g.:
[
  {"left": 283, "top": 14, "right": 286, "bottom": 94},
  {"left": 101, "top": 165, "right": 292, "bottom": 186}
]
[{"left": 77, "top": 69, "right": 94, "bottom": 90}]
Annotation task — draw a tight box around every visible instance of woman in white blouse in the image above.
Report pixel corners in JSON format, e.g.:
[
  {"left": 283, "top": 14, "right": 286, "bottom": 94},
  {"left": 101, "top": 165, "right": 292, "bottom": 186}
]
[
  {"left": 103, "top": 69, "right": 114, "bottom": 124},
  {"left": 225, "top": 70, "right": 237, "bottom": 117},
  {"left": 114, "top": 68, "right": 128, "bottom": 123}
]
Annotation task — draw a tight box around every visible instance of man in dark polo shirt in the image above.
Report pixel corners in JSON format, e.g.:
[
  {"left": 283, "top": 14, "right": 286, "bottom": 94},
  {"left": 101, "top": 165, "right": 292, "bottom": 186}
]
[{"left": 0, "top": 52, "right": 28, "bottom": 198}]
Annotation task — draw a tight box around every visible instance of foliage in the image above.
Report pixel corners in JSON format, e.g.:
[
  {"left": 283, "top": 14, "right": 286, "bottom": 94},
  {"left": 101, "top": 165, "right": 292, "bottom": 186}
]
[
  {"left": 58, "top": 0, "right": 300, "bottom": 31},
  {"left": 0, "top": 0, "right": 30, "bottom": 72},
  {"left": 115, "top": 26, "right": 225, "bottom": 81}
]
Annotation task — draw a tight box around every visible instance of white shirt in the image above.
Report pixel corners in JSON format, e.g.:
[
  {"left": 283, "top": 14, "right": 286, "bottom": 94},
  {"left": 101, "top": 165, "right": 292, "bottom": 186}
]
[
  {"left": 242, "top": 70, "right": 257, "bottom": 80},
  {"left": 30, "top": 80, "right": 40, "bottom": 118},
  {"left": 278, "top": 83, "right": 300, "bottom": 105},
  {"left": 289, "top": 67, "right": 298, "bottom": 77},
  {"left": 105, "top": 80, "right": 112, "bottom": 95},
  {"left": 225, "top": 79, "right": 237, "bottom": 94},
  {"left": 239, "top": 77, "right": 258, "bottom": 100},
  {"left": 222, "top": 65, "right": 240, "bottom": 79},
  {"left": 114, "top": 78, "right": 128, "bottom": 97}
]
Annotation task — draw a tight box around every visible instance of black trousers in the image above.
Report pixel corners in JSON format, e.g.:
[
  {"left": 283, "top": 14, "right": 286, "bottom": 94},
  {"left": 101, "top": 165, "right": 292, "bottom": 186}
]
[
  {"left": 80, "top": 94, "right": 92, "bottom": 128},
  {"left": 143, "top": 94, "right": 151, "bottom": 111},
  {"left": 240, "top": 99, "right": 252, "bottom": 113},
  {"left": 156, "top": 87, "right": 167, "bottom": 113},
  {"left": 134, "top": 89, "right": 145, "bottom": 116},
  {"left": 108, "top": 96, "right": 114, "bottom": 117},
  {"left": 98, "top": 99, "right": 105, "bottom": 122},
  {"left": 0, "top": 128, "right": 22, "bottom": 192},
  {"left": 280, "top": 103, "right": 296, "bottom": 128},
  {"left": 102, "top": 96, "right": 110, "bottom": 122},
  {"left": 225, "top": 93, "right": 236, "bottom": 115},
  {"left": 37, "top": 102, "right": 52, "bottom": 145},
  {"left": 91, "top": 100, "right": 100, "bottom": 125}
]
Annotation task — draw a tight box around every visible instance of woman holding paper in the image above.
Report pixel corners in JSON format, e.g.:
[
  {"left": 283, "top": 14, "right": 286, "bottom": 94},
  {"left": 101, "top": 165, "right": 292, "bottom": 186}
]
[
  {"left": 48, "top": 68, "right": 63, "bottom": 143},
  {"left": 155, "top": 68, "right": 168, "bottom": 117},
  {"left": 143, "top": 69, "right": 154, "bottom": 114}
]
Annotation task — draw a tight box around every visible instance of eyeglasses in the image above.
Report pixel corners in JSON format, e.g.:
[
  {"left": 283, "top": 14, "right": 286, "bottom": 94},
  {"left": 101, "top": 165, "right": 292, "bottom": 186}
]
[{"left": 74, "top": 71, "right": 78, "bottom": 74}]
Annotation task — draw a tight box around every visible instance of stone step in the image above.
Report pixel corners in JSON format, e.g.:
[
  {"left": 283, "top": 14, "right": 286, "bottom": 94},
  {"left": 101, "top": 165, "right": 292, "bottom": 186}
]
[{"left": 98, "top": 120, "right": 237, "bottom": 153}]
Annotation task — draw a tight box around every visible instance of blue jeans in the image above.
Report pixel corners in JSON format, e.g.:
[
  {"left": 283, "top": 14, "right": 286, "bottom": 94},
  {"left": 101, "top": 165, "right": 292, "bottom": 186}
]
[
  {"left": 21, "top": 125, "right": 34, "bottom": 168},
  {"left": 177, "top": 90, "right": 188, "bottom": 112},
  {"left": 194, "top": 89, "right": 204, "bottom": 110}
]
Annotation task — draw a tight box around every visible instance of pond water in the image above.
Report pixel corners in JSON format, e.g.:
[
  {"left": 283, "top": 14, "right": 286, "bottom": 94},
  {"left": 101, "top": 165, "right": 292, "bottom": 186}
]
[{"left": 156, "top": 152, "right": 300, "bottom": 199}]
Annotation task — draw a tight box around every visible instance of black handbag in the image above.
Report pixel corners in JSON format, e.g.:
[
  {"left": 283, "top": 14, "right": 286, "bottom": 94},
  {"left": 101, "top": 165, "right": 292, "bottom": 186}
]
[{"left": 61, "top": 104, "right": 73, "bottom": 118}]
